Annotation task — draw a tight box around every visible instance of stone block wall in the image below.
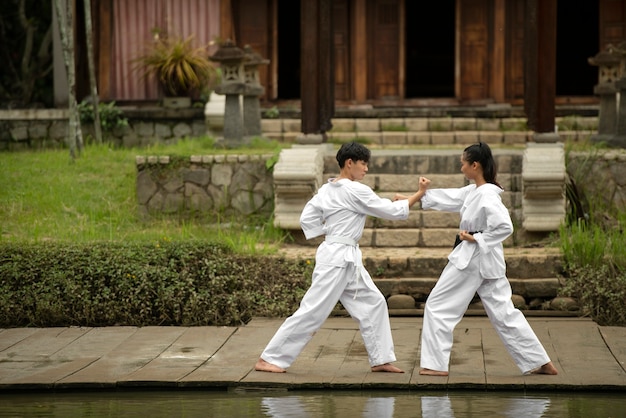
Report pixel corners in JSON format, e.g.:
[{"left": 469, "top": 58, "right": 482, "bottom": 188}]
[
  {"left": 135, "top": 153, "right": 275, "bottom": 219},
  {"left": 568, "top": 150, "right": 626, "bottom": 211},
  {"left": 0, "top": 108, "right": 207, "bottom": 150}
]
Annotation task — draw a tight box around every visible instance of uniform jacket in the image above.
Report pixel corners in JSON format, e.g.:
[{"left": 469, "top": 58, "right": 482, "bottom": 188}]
[
  {"left": 421, "top": 183, "right": 513, "bottom": 279},
  {"left": 300, "top": 178, "right": 410, "bottom": 268}
]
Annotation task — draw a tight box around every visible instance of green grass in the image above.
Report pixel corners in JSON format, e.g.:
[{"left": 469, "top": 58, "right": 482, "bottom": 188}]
[{"left": 0, "top": 139, "right": 288, "bottom": 252}]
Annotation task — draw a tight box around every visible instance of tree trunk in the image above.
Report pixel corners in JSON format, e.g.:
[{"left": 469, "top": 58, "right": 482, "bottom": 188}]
[
  {"left": 83, "top": 0, "right": 102, "bottom": 143},
  {"left": 53, "top": 0, "right": 83, "bottom": 159}
]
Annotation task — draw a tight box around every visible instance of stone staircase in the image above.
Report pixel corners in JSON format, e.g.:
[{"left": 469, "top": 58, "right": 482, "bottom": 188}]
[{"left": 271, "top": 114, "right": 590, "bottom": 316}]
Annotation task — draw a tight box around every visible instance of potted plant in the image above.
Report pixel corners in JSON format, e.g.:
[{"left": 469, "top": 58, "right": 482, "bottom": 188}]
[{"left": 134, "top": 31, "right": 219, "bottom": 108}]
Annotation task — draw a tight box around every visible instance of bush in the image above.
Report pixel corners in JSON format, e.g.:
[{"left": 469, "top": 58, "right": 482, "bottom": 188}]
[
  {"left": 77, "top": 100, "right": 129, "bottom": 133},
  {"left": 559, "top": 156, "right": 626, "bottom": 326},
  {"left": 0, "top": 240, "right": 313, "bottom": 327}
]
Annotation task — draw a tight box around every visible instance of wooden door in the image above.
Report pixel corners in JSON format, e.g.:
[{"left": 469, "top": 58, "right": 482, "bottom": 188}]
[
  {"left": 600, "top": 0, "right": 626, "bottom": 49},
  {"left": 334, "top": 0, "right": 351, "bottom": 100},
  {"left": 367, "top": 0, "right": 401, "bottom": 99},
  {"left": 505, "top": 0, "right": 525, "bottom": 101},
  {"left": 458, "top": 0, "right": 490, "bottom": 101},
  {"left": 232, "top": 0, "right": 271, "bottom": 100}
]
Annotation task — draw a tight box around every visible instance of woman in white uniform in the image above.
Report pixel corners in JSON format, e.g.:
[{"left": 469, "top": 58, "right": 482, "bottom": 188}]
[
  {"left": 255, "top": 142, "right": 429, "bottom": 373},
  {"left": 409, "top": 142, "right": 558, "bottom": 376}
]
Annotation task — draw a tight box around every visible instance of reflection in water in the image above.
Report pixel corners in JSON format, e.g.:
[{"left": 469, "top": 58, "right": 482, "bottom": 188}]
[
  {"left": 421, "top": 395, "right": 454, "bottom": 417},
  {"left": 1, "top": 390, "right": 625, "bottom": 417},
  {"left": 505, "top": 397, "right": 550, "bottom": 417},
  {"left": 362, "top": 396, "right": 394, "bottom": 418},
  {"left": 262, "top": 394, "right": 551, "bottom": 418},
  {"left": 262, "top": 396, "right": 310, "bottom": 418},
  {"left": 421, "top": 395, "right": 550, "bottom": 418},
  {"left": 262, "top": 396, "right": 395, "bottom": 418}
]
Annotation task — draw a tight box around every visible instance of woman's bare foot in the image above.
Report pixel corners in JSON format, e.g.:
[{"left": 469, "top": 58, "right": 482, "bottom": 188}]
[
  {"left": 530, "top": 362, "right": 558, "bottom": 375},
  {"left": 254, "top": 358, "right": 286, "bottom": 373},
  {"left": 371, "top": 363, "right": 404, "bottom": 373},
  {"left": 419, "top": 368, "right": 449, "bottom": 376}
]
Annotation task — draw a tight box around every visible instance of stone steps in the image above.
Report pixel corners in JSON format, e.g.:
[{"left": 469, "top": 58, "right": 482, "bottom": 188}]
[
  {"left": 261, "top": 115, "right": 597, "bottom": 146},
  {"left": 277, "top": 244, "right": 570, "bottom": 316}
]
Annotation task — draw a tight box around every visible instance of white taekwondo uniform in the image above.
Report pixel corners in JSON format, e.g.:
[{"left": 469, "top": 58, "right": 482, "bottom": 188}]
[
  {"left": 260, "top": 178, "right": 410, "bottom": 369},
  {"left": 419, "top": 183, "right": 552, "bottom": 374}
]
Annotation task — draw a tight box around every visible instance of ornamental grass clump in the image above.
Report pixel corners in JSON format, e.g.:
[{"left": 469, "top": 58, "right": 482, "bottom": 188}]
[{"left": 134, "top": 33, "right": 219, "bottom": 97}]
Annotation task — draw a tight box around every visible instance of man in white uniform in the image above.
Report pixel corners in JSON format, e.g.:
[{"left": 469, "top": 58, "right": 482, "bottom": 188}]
[{"left": 255, "top": 142, "right": 429, "bottom": 373}]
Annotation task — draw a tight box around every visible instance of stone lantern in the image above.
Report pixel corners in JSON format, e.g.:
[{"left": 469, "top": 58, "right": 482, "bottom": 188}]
[
  {"left": 611, "top": 41, "right": 626, "bottom": 147},
  {"left": 588, "top": 44, "right": 622, "bottom": 143},
  {"left": 242, "top": 45, "right": 270, "bottom": 137},
  {"left": 209, "top": 39, "right": 246, "bottom": 146}
]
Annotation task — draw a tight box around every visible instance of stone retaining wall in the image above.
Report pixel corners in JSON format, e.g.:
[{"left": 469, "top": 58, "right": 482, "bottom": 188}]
[
  {"left": 0, "top": 108, "right": 207, "bottom": 150},
  {"left": 568, "top": 150, "right": 626, "bottom": 211},
  {"left": 135, "top": 153, "right": 275, "bottom": 219}
]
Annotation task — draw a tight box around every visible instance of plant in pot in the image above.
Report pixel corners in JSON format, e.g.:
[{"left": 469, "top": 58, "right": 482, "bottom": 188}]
[{"left": 134, "top": 30, "right": 220, "bottom": 108}]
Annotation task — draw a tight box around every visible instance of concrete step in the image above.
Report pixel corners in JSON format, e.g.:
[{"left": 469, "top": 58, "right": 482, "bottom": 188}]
[{"left": 262, "top": 115, "right": 597, "bottom": 146}]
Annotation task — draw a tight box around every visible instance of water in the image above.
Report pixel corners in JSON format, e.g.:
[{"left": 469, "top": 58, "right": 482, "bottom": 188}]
[{"left": 0, "top": 389, "right": 624, "bottom": 417}]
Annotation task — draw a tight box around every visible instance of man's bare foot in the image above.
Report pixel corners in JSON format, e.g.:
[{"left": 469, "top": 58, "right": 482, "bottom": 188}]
[
  {"left": 419, "top": 368, "right": 449, "bottom": 376},
  {"left": 254, "top": 358, "right": 286, "bottom": 373},
  {"left": 371, "top": 363, "right": 404, "bottom": 373},
  {"left": 530, "top": 362, "right": 558, "bottom": 375}
]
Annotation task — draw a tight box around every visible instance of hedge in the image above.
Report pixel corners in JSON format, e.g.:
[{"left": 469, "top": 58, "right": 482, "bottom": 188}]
[{"left": 0, "top": 241, "right": 313, "bottom": 327}]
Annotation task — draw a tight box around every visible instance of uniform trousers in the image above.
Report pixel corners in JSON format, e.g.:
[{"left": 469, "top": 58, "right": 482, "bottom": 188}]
[
  {"left": 260, "top": 263, "right": 397, "bottom": 369},
  {"left": 420, "top": 258, "right": 551, "bottom": 374}
]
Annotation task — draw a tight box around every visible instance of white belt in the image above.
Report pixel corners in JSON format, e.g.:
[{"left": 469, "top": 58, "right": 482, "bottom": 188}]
[
  {"left": 325, "top": 236, "right": 361, "bottom": 299},
  {"left": 325, "top": 236, "right": 357, "bottom": 246}
]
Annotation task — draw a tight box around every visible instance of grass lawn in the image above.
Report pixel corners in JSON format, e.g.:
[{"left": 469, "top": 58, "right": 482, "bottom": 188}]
[{"left": 0, "top": 139, "right": 287, "bottom": 252}]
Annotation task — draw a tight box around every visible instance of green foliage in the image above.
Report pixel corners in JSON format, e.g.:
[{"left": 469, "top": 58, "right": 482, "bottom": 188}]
[
  {"left": 77, "top": 100, "right": 129, "bottom": 133},
  {"left": 559, "top": 147, "right": 626, "bottom": 326},
  {"left": 264, "top": 106, "right": 280, "bottom": 119},
  {"left": 0, "top": 241, "right": 313, "bottom": 327},
  {"left": 0, "top": 0, "right": 53, "bottom": 107},
  {"left": 559, "top": 263, "right": 626, "bottom": 326}
]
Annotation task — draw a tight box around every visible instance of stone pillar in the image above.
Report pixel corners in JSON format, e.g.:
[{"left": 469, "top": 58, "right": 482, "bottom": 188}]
[
  {"left": 209, "top": 40, "right": 245, "bottom": 147},
  {"left": 273, "top": 144, "right": 331, "bottom": 230},
  {"left": 522, "top": 143, "right": 566, "bottom": 232},
  {"left": 242, "top": 45, "right": 269, "bottom": 138},
  {"left": 588, "top": 45, "right": 621, "bottom": 144}
]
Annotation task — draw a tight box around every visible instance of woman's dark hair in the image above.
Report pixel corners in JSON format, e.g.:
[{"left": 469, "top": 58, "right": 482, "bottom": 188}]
[
  {"left": 463, "top": 142, "right": 502, "bottom": 189},
  {"left": 336, "top": 142, "right": 371, "bottom": 168}
]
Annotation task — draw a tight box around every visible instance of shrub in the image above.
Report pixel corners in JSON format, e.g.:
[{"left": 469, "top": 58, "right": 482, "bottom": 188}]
[
  {"left": 0, "top": 241, "right": 313, "bottom": 327},
  {"left": 77, "top": 100, "right": 128, "bottom": 133},
  {"left": 559, "top": 150, "right": 626, "bottom": 326}
]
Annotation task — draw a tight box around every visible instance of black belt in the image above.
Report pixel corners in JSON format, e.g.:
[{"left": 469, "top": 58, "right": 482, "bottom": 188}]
[{"left": 453, "top": 231, "right": 482, "bottom": 249}]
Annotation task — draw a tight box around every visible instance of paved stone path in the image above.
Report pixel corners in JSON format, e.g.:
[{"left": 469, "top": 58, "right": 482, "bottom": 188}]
[{"left": 1, "top": 317, "right": 624, "bottom": 392}]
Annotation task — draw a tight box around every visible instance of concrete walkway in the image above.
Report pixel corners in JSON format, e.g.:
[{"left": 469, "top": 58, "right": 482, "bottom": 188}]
[{"left": 1, "top": 317, "right": 625, "bottom": 392}]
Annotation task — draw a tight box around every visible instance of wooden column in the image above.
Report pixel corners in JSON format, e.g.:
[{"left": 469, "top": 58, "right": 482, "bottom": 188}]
[
  {"left": 524, "top": 0, "right": 557, "bottom": 135},
  {"left": 299, "top": 0, "right": 334, "bottom": 143},
  {"left": 96, "top": 0, "right": 112, "bottom": 100}
]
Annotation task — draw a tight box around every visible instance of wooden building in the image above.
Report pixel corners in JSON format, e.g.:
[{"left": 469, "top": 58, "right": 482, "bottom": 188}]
[{"left": 87, "top": 0, "right": 626, "bottom": 108}]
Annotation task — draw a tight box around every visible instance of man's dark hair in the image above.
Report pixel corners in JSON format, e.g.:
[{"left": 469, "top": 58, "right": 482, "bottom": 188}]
[{"left": 336, "top": 142, "right": 371, "bottom": 168}]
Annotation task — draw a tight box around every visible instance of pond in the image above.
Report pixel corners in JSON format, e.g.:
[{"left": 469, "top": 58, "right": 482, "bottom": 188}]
[{"left": 1, "top": 389, "right": 624, "bottom": 417}]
